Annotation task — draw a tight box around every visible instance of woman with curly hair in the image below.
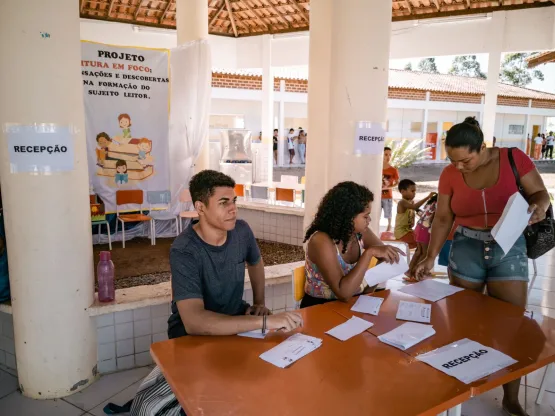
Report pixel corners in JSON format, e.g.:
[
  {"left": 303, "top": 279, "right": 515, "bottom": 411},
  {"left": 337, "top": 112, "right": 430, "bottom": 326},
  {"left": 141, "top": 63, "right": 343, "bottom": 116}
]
[{"left": 301, "top": 182, "right": 405, "bottom": 308}]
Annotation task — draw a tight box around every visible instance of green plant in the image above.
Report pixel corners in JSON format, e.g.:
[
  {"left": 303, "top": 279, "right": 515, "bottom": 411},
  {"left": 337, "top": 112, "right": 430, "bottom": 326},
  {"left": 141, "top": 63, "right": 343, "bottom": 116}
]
[{"left": 386, "top": 139, "right": 431, "bottom": 168}]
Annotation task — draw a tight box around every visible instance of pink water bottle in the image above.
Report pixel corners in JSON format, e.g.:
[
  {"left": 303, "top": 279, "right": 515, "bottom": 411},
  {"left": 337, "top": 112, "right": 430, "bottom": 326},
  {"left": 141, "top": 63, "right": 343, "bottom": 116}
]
[{"left": 97, "top": 251, "right": 115, "bottom": 302}]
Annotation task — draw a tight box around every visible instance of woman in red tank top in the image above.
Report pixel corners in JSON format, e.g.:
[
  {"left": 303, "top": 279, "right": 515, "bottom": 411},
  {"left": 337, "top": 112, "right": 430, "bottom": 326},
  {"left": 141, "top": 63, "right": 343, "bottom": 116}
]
[{"left": 413, "top": 117, "right": 550, "bottom": 416}]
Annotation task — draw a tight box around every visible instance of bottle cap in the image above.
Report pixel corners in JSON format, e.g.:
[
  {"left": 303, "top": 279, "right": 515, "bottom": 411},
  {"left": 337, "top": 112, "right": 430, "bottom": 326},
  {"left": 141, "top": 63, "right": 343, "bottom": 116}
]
[{"left": 99, "top": 251, "right": 111, "bottom": 261}]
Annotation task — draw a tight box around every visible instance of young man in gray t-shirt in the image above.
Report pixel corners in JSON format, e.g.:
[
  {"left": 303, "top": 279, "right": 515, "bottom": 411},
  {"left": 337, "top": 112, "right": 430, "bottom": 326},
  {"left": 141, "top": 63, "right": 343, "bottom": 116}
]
[{"left": 168, "top": 170, "right": 302, "bottom": 339}]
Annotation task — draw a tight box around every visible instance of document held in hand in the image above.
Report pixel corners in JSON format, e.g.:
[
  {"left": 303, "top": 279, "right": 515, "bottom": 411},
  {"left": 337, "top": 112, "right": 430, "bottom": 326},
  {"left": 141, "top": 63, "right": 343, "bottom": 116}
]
[
  {"left": 378, "top": 322, "right": 436, "bottom": 351},
  {"left": 364, "top": 257, "right": 408, "bottom": 287},
  {"left": 416, "top": 338, "right": 518, "bottom": 384},
  {"left": 259, "top": 333, "right": 322, "bottom": 368},
  {"left": 396, "top": 301, "right": 432, "bottom": 324},
  {"left": 326, "top": 316, "right": 374, "bottom": 341},
  {"left": 491, "top": 192, "right": 532, "bottom": 255}
]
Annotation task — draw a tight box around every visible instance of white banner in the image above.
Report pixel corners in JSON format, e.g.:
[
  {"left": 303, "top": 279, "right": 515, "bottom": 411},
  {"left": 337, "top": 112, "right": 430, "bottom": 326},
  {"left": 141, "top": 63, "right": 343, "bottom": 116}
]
[{"left": 82, "top": 41, "right": 170, "bottom": 212}]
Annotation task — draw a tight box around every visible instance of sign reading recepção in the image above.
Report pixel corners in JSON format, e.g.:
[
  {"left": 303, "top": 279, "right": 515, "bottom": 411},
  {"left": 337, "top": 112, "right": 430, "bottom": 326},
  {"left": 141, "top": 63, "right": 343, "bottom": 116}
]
[
  {"left": 6, "top": 124, "right": 74, "bottom": 174},
  {"left": 354, "top": 122, "right": 386, "bottom": 155}
]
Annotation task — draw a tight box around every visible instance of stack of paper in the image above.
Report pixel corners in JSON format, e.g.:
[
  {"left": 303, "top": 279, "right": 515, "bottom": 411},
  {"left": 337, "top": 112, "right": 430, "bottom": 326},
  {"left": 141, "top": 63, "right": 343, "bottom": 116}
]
[
  {"left": 396, "top": 301, "right": 432, "bottom": 323},
  {"left": 351, "top": 295, "right": 384, "bottom": 315},
  {"left": 364, "top": 257, "right": 408, "bottom": 287},
  {"left": 416, "top": 338, "right": 517, "bottom": 384},
  {"left": 259, "top": 333, "right": 323, "bottom": 368},
  {"left": 491, "top": 192, "right": 532, "bottom": 255},
  {"left": 326, "top": 316, "right": 374, "bottom": 341},
  {"left": 238, "top": 329, "right": 268, "bottom": 339},
  {"left": 378, "top": 322, "right": 436, "bottom": 351},
  {"left": 398, "top": 279, "right": 464, "bottom": 302}
]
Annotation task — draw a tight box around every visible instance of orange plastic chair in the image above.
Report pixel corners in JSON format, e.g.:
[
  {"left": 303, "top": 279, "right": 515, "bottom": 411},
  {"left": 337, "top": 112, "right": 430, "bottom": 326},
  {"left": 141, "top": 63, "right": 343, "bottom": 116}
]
[
  {"left": 179, "top": 189, "right": 199, "bottom": 232},
  {"left": 276, "top": 188, "right": 294, "bottom": 202},
  {"left": 115, "top": 190, "right": 153, "bottom": 248},
  {"left": 235, "top": 184, "right": 245, "bottom": 197}
]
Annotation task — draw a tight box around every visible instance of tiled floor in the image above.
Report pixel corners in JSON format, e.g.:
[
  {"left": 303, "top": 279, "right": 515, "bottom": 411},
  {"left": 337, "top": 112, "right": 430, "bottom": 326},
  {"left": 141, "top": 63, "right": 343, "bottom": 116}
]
[{"left": 1, "top": 247, "right": 555, "bottom": 415}]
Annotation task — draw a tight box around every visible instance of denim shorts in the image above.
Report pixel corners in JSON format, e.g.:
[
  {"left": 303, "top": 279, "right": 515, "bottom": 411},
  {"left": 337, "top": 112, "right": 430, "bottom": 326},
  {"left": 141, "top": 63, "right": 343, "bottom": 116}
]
[
  {"left": 449, "top": 227, "right": 529, "bottom": 283},
  {"left": 381, "top": 198, "right": 393, "bottom": 219}
]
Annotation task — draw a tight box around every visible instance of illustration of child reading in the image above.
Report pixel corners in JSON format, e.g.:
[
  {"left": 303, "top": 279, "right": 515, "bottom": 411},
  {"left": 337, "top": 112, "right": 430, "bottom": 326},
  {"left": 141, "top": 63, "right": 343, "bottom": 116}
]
[
  {"left": 118, "top": 113, "right": 132, "bottom": 143},
  {"left": 95, "top": 132, "right": 112, "bottom": 165},
  {"left": 137, "top": 138, "right": 152, "bottom": 166},
  {"left": 115, "top": 160, "right": 129, "bottom": 185}
]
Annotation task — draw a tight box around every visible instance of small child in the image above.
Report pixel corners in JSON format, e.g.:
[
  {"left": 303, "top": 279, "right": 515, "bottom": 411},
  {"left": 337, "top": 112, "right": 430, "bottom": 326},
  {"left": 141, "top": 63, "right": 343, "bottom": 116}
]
[
  {"left": 115, "top": 160, "right": 129, "bottom": 185},
  {"left": 394, "top": 179, "right": 435, "bottom": 251},
  {"left": 405, "top": 193, "right": 437, "bottom": 281}
]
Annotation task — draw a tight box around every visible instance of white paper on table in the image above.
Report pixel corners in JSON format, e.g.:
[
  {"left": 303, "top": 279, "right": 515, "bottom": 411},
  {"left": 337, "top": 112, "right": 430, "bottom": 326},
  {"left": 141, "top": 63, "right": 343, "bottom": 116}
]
[
  {"left": 259, "top": 333, "right": 322, "bottom": 369},
  {"left": 416, "top": 338, "right": 517, "bottom": 384},
  {"left": 398, "top": 279, "right": 464, "bottom": 302},
  {"left": 396, "top": 301, "right": 432, "bottom": 323},
  {"left": 491, "top": 192, "right": 532, "bottom": 255},
  {"left": 238, "top": 329, "right": 268, "bottom": 339},
  {"left": 378, "top": 322, "right": 435, "bottom": 351},
  {"left": 351, "top": 295, "right": 384, "bottom": 316},
  {"left": 364, "top": 257, "right": 408, "bottom": 287},
  {"left": 326, "top": 316, "right": 374, "bottom": 341}
]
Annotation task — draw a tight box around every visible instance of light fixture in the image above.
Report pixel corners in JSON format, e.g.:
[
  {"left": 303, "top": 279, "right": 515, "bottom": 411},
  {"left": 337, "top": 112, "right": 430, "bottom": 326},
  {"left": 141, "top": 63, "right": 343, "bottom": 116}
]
[
  {"left": 131, "top": 25, "right": 175, "bottom": 35},
  {"left": 416, "top": 13, "right": 491, "bottom": 27}
]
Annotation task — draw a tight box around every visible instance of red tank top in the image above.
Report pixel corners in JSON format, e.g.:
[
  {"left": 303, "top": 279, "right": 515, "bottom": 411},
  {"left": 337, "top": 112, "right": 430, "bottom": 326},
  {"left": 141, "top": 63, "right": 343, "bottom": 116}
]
[{"left": 438, "top": 147, "right": 535, "bottom": 230}]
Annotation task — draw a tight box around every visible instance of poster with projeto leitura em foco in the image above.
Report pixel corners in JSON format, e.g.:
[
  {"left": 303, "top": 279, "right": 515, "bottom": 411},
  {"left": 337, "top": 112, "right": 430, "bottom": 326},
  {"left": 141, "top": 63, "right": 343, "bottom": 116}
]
[{"left": 81, "top": 41, "right": 170, "bottom": 213}]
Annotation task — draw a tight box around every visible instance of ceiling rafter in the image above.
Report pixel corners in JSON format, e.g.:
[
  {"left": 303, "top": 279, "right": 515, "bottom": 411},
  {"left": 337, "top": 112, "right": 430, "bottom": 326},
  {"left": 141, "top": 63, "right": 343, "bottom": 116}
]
[
  {"left": 239, "top": 0, "right": 270, "bottom": 30},
  {"left": 80, "top": 0, "right": 88, "bottom": 14},
  {"left": 266, "top": 2, "right": 292, "bottom": 28},
  {"left": 225, "top": 0, "right": 239, "bottom": 37},
  {"left": 134, "top": 0, "right": 146, "bottom": 19},
  {"left": 107, "top": 0, "right": 117, "bottom": 17},
  {"left": 210, "top": 1, "right": 228, "bottom": 25},
  {"left": 431, "top": 0, "right": 440, "bottom": 11},
  {"left": 159, "top": 0, "right": 173, "bottom": 24},
  {"left": 289, "top": 0, "right": 308, "bottom": 22}
]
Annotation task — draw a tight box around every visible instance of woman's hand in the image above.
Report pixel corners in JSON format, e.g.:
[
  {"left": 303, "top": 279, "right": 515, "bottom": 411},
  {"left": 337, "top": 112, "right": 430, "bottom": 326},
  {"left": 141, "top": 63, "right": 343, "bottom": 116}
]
[
  {"left": 412, "top": 256, "right": 435, "bottom": 281},
  {"left": 369, "top": 245, "right": 405, "bottom": 264},
  {"left": 528, "top": 203, "right": 546, "bottom": 225}
]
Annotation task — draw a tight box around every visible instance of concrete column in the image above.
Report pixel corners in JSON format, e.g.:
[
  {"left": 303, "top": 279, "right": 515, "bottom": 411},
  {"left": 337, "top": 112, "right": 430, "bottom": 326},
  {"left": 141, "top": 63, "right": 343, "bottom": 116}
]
[
  {"left": 304, "top": 0, "right": 391, "bottom": 232},
  {"left": 278, "top": 80, "right": 286, "bottom": 167},
  {"left": 523, "top": 100, "right": 532, "bottom": 151},
  {"left": 176, "top": 0, "right": 210, "bottom": 173},
  {"left": 421, "top": 92, "right": 430, "bottom": 150},
  {"left": 0, "top": 0, "right": 96, "bottom": 398},
  {"left": 482, "top": 11, "right": 506, "bottom": 146},
  {"left": 261, "top": 35, "right": 274, "bottom": 182}
]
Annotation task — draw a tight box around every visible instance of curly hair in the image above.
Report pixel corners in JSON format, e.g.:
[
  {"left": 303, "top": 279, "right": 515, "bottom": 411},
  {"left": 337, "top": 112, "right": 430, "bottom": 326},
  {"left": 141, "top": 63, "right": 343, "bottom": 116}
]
[
  {"left": 304, "top": 182, "right": 374, "bottom": 253},
  {"left": 189, "top": 170, "right": 236, "bottom": 205}
]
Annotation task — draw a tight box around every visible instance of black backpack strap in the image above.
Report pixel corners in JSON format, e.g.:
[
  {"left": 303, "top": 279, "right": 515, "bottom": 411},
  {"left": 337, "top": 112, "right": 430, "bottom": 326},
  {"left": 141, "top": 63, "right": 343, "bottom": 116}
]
[{"left": 507, "top": 147, "right": 525, "bottom": 196}]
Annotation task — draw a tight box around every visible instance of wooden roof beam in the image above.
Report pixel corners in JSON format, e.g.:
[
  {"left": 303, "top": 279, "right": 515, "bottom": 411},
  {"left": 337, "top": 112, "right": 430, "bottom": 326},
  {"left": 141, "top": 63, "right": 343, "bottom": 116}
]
[
  {"left": 405, "top": 0, "right": 413, "bottom": 13},
  {"left": 159, "top": 0, "right": 173, "bottom": 24},
  {"left": 210, "top": 2, "right": 227, "bottom": 25},
  {"left": 108, "top": 0, "right": 117, "bottom": 17},
  {"left": 239, "top": 1, "right": 270, "bottom": 31},
  {"left": 289, "top": 0, "right": 308, "bottom": 22},
  {"left": 134, "top": 0, "right": 146, "bottom": 19},
  {"left": 225, "top": 0, "right": 239, "bottom": 37},
  {"left": 80, "top": 0, "right": 87, "bottom": 13},
  {"left": 431, "top": 0, "right": 440, "bottom": 11},
  {"left": 466, "top": 0, "right": 471, "bottom": 7}
]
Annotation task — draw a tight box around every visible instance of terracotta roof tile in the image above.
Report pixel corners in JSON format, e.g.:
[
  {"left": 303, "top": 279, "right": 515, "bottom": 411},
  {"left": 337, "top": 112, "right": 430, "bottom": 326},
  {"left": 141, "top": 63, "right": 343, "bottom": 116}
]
[{"left": 212, "top": 67, "right": 555, "bottom": 102}]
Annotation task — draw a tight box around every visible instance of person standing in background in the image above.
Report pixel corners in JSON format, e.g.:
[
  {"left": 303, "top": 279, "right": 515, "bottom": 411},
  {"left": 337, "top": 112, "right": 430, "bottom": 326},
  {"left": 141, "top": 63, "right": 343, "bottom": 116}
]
[
  {"left": 381, "top": 147, "right": 399, "bottom": 233},
  {"left": 534, "top": 133, "right": 544, "bottom": 160},
  {"left": 541, "top": 133, "right": 547, "bottom": 159},
  {"left": 287, "top": 128, "right": 296, "bottom": 164},
  {"left": 492, "top": 136, "right": 497, "bottom": 147},
  {"left": 273, "top": 129, "right": 278, "bottom": 164},
  {"left": 298, "top": 130, "right": 307, "bottom": 164},
  {"left": 546, "top": 132, "right": 554, "bottom": 160}
]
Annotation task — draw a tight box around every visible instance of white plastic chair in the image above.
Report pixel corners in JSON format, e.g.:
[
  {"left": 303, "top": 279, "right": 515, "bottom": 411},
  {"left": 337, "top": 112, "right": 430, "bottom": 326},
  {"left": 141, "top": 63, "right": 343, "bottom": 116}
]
[
  {"left": 178, "top": 189, "right": 199, "bottom": 232},
  {"left": 147, "top": 191, "right": 180, "bottom": 242}
]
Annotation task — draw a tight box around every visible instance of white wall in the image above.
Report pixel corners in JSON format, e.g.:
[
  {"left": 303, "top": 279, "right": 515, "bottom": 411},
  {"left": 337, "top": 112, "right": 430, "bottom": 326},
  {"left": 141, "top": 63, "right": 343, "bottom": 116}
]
[
  {"left": 386, "top": 108, "right": 424, "bottom": 140},
  {"left": 495, "top": 114, "right": 527, "bottom": 147},
  {"left": 81, "top": 7, "right": 555, "bottom": 68}
]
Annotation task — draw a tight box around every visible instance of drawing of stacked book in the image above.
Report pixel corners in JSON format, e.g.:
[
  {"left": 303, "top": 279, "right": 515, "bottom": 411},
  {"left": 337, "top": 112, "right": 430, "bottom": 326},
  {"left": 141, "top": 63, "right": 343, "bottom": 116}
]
[{"left": 96, "top": 137, "right": 154, "bottom": 183}]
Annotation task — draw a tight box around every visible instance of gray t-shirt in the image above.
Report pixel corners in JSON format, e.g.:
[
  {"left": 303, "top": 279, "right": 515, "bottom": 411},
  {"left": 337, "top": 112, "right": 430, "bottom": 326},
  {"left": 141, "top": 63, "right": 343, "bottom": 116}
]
[{"left": 167, "top": 219, "right": 261, "bottom": 338}]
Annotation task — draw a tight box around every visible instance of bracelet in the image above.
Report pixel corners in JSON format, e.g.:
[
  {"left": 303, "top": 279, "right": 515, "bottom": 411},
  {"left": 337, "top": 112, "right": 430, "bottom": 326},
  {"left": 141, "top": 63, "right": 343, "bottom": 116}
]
[{"left": 262, "top": 315, "right": 267, "bottom": 334}]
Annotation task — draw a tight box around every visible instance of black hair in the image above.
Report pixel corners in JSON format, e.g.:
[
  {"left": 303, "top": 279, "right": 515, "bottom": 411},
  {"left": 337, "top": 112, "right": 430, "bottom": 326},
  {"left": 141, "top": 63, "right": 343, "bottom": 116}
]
[
  {"left": 384, "top": 146, "right": 392, "bottom": 152},
  {"left": 273, "top": 128, "right": 278, "bottom": 132},
  {"left": 398, "top": 179, "right": 415, "bottom": 192},
  {"left": 304, "top": 182, "right": 374, "bottom": 254},
  {"left": 425, "top": 193, "right": 438, "bottom": 206},
  {"left": 445, "top": 116, "right": 484, "bottom": 153},
  {"left": 189, "top": 170, "right": 236, "bottom": 205},
  {"left": 289, "top": 128, "right": 295, "bottom": 132}
]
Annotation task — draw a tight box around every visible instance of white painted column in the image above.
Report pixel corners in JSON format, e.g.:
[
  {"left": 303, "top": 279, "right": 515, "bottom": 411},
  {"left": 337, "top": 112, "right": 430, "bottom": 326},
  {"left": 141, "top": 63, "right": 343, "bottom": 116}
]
[
  {"left": 523, "top": 100, "right": 532, "bottom": 151},
  {"left": 176, "top": 0, "right": 210, "bottom": 173},
  {"left": 421, "top": 92, "right": 430, "bottom": 150},
  {"left": 304, "top": 0, "right": 391, "bottom": 232},
  {"left": 261, "top": 35, "right": 274, "bottom": 182},
  {"left": 278, "top": 80, "right": 286, "bottom": 167},
  {"left": 436, "top": 121, "right": 445, "bottom": 161},
  {"left": 482, "top": 11, "right": 506, "bottom": 146},
  {"left": 0, "top": 0, "right": 96, "bottom": 398}
]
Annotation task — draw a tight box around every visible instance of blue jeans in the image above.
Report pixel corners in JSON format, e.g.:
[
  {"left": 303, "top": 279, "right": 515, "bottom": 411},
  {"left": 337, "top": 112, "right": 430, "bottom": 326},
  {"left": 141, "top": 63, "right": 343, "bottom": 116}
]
[
  {"left": 298, "top": 143, "right": 306, "bottom": 163},
  {"left": 449, "top": 228, "right": 528, "bottom": 283}
]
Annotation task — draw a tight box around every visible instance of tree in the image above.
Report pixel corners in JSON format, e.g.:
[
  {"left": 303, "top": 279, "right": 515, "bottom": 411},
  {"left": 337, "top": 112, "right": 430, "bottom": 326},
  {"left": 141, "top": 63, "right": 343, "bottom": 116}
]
[
  {"left": 404, "top": 62, "right": 413, "bottom": 71},
  {"left": 417, "top": 57, "right": 439, "bottom": 74},
  {"left": 448, "top": 55, "right": 486, "bottom": 79},
  {"left": 500, "top": 53, "right": 544, "bottom": 87}
]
